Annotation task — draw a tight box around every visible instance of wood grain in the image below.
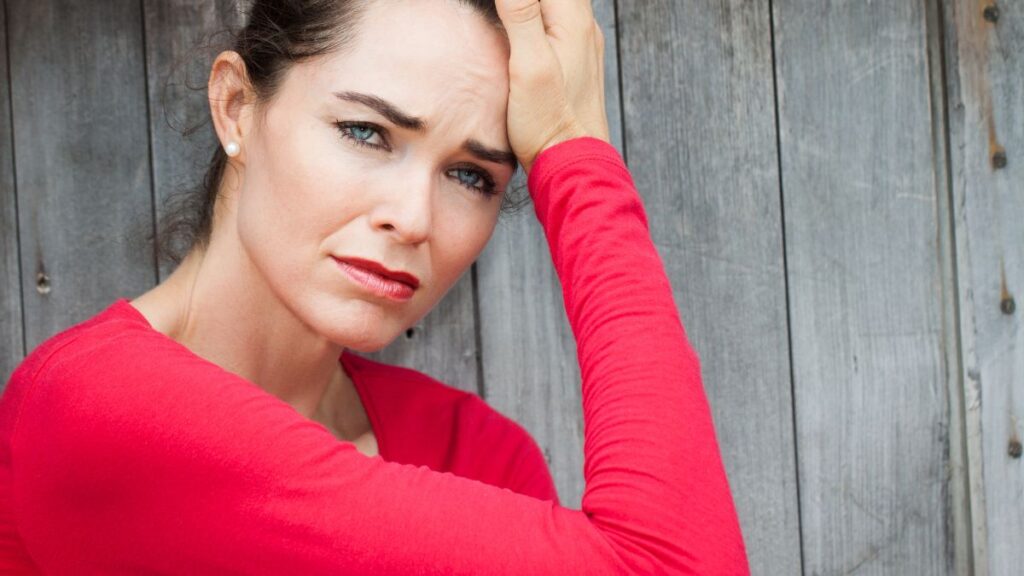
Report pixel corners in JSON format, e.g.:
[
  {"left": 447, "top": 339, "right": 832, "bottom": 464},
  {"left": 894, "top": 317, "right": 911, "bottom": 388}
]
[
  {"left": 617, "top": 1, "right": 801, "bottom": 573},
  {"left": 144, "top": 0, "right": 241, "bottom": 282},
  {"left": 0, "top": 1, "right": 23, "bottom": 389},
  {"left": 8, "top": 0, "right": 154, "bottom": 353},
  {"left": 944, "top": 0, "right": 1024, "bottom": 574},
  {"left": 774, "top": 1, "right": 952, "bottom": 573}
]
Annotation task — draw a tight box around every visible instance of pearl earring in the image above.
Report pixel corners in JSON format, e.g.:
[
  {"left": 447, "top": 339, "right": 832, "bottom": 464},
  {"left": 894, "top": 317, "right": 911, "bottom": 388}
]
[{"left": 225, "top": 141, "right": 240, "bottom": 157}]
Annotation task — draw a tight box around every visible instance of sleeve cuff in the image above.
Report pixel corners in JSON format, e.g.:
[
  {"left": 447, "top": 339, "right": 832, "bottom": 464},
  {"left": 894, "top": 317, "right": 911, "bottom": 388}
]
[
  {"left": 526, "top": 136, "right": 626, "bottom": 198},
  {"left": 525, "top": 136, "right": 632, "bottom": 232}
]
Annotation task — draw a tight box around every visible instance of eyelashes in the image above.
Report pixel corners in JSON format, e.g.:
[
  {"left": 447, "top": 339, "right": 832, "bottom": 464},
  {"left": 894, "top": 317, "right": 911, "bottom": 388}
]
[{"left": 334, "top": 121, "right": 499, "bottom": 197}]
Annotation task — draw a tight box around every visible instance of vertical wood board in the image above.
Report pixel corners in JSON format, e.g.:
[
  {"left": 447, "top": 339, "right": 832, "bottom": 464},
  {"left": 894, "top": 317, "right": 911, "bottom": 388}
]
[
  {"left": 774, "top": 1, "right": 951, "bottom": 573},
  {"left": 0, "top": 0, "right": 23, "bottom": 388},
  {"left": 944, "top": 0, "right": 1024, "bottom": 574},
  {"left": 9, "top": 0, "right": 154, "bottom": 351},
  {"left": 144, "top": 0, "right": 241, "bottom": 282},
  {"left": 618, "top": 1, "right": 801, "bottom": 573}
]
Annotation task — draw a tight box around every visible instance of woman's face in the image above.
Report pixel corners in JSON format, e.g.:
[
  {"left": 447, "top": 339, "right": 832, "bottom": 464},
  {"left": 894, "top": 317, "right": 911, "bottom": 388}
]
[{"left": 233, "top": 1, "right": 514, "bottom": 351}]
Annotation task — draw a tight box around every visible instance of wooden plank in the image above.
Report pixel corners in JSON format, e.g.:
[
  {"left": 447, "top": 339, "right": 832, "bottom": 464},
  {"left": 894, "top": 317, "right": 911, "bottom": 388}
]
[
  {"left": 9, "top": 0, "right": 154, "bottom": 351},
  {"left": 144, "top": 0, "right": 242, "bottom": 282},
  {"left": 925, "top": 1, "right": 972, "bottom": 574},
  {"left": 476, "top": 0, "right": 624, "bottom": 505},
  {"left": 0, "top": 1, "right": 23, "bottom": 388},
  {"left": 616, "top": 2, "right": 801, "bottom": 573},
  {"left": 944, "top": 0, "right": 1024, "bottom": 574},
  {"left": 773, "top": 1, "right": 952, "bottom": 573}
]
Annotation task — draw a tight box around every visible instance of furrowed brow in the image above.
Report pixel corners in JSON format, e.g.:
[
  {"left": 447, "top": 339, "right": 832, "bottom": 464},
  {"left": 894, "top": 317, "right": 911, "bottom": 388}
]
[
  {"left": 334, "top": 90, "right": 517, "bottom": 169},
  {"left": 334, "top": 90, "right": 426, "bottom": 131},
  {"left": 463, "top": 139, "right": 517, "bottom": 170}
]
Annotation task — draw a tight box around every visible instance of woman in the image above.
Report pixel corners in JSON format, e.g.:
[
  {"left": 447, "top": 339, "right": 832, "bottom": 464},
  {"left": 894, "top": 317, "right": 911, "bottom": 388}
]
[{"left": 0, "top": 0, "right": 749, "bottom": 573}]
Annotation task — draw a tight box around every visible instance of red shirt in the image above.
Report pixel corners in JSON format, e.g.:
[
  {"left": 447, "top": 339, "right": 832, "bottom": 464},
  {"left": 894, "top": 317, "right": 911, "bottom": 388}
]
[{"left": 0, "top": 137, "right": 749, "bottom": 574}]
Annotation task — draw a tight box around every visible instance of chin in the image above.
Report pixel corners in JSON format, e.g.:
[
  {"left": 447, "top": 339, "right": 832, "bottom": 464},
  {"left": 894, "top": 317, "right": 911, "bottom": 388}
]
[
  {"left": 310, "top": 302, "right": 405, "bottom": 352},
  {"left": 332, "top": 323, "right": 403, "bottom": 353}
]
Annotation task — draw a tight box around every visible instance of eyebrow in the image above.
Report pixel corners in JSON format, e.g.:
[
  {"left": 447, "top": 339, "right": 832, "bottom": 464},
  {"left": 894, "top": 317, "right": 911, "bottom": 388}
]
[{"left": 333, "top": 90, "right": 518, "bottom": 170}]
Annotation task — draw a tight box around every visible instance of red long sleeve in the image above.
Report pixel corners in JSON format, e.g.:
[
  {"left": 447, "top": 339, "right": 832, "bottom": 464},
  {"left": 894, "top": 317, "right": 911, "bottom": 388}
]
[{"left": 0, "top": 136, "right": 748, "bottom": 574}]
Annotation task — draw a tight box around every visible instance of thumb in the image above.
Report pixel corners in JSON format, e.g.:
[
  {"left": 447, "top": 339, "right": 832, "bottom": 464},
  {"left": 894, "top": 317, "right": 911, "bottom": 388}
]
[{"left": 495, "top": 0, "right": 552, "bottom": 66}]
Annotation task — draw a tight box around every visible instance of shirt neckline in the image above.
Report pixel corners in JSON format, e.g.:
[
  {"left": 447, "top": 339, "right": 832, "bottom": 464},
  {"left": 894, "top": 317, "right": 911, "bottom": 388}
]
[{"left": 106, "top": 297, "right": 387, "bottom": 461}]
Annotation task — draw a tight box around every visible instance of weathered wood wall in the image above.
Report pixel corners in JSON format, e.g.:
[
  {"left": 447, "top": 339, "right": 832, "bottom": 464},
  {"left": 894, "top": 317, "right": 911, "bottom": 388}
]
[
  {"left": 1, "top": 1, "right": 1020, "bottom": 574},
  {"left": 944, "top": 1, "right": 1023, "bottom": 575}
]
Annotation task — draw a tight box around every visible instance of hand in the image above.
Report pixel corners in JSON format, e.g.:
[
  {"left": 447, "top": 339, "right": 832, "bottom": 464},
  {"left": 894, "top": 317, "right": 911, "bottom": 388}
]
[{"left": 495, "top": 0, "right": 612, "bottom": 174}]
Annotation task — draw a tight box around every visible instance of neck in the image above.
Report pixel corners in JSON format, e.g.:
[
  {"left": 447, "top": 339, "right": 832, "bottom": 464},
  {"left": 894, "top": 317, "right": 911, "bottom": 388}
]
[{"left": 135, "top": 242, "right": 348, "bottom": 422}]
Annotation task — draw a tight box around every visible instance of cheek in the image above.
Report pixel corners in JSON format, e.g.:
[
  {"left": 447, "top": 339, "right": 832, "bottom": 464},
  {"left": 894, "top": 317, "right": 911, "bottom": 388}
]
[
  {"left": 262, "top": 122, "right": 371, "bottom": 228},
  {"left": 235, "top": 132, "right": 368, "bottom": 285},
  {"left": 430, "top": 201, "right": 499, "bottom": 284}
]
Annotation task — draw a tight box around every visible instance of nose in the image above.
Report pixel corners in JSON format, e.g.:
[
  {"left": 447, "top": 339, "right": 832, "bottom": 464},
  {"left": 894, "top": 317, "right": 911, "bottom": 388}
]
[{"left": 368, "top": 165, "right": 433, "bottom": 245}]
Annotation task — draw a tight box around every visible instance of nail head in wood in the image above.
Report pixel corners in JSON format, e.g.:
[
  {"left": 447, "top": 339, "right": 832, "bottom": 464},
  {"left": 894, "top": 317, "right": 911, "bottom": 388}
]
[
  {"left": 983, "top": 5, "right": 1000, "bottom": 23},
  {"left": 1009, "top": 439, "right": 1022, "bottom": 459},
  {"left": 992, "top": 151, "right": 1007, "bottom": 169},
  {"left": 1001, "top": 296, "right": 1016, "bottom": 315},
  {"left": 35, "top": 272, "right": 51, "bottom": 295}
]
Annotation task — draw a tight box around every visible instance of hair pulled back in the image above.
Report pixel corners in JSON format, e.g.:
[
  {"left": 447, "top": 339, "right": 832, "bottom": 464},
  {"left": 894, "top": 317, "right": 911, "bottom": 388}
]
[{"left": 154, "top": 0, "right": 525, "bottom": 267}]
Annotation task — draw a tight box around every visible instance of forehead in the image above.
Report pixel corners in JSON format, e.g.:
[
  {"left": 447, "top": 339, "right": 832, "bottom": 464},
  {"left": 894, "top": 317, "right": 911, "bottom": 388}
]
[{"left": 287, "top": 1, "right": 511, "bottom": 130}]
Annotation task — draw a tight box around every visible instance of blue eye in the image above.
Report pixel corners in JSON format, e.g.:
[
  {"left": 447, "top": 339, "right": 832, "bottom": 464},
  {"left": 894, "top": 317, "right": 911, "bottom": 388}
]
[
  {"left": 334, "top": 121, "right": 498, "bottom": 197},
  {"left": 336, "top": 122, "right": 388, "bottom": 150},
  {"left": 350, "top": 125, "right": 375, "bottom": 141},
  {"left": 456, "top": 169, "right": 480, "bottom": 187},
  {"left": 446, "top": 167, "right": 498, "bottom": 197}
]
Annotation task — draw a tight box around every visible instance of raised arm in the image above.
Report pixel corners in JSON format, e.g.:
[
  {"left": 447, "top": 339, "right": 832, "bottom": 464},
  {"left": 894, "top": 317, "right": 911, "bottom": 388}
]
[{"left": 527, "top": 135, "right": 749, "bottom": 572}]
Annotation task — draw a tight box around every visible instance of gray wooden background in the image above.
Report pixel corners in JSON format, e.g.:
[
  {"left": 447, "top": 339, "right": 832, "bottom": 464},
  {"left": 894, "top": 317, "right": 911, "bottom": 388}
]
[{"left": 0, "top": 1, "right": 1020, "bottom": 574}]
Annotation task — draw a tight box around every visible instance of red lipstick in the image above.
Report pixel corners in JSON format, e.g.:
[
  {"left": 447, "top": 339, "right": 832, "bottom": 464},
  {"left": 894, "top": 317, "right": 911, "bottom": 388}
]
[{"left": 332, "top": 256, "right": 419, "bottom": 302}]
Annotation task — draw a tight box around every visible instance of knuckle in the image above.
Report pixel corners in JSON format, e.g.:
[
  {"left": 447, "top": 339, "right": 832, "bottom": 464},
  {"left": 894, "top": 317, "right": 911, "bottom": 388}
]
[{"left": 503, "top": 0, "right": 542, "bottom": 24}]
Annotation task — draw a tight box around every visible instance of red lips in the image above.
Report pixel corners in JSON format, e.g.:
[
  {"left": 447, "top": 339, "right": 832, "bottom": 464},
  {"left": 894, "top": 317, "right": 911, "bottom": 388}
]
[{"left": 331, "top": 256, "right": 420, "bottom": 289}]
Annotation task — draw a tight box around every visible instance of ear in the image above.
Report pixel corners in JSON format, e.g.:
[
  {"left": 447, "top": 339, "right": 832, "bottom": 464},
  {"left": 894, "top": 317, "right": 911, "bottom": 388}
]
[{"left": 208, "top": 50, "right": 254, "bottom": 164}]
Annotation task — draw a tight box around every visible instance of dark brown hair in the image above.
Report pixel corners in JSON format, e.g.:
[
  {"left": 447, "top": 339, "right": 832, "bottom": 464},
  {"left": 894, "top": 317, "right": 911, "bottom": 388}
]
[{"left": 154, "top": 0, "right": 528, "bottom": 266}]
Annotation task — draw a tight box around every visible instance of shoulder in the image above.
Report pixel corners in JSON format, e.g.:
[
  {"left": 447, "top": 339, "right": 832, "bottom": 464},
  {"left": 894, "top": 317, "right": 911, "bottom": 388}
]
[
  {"left": 2, "top": 298, "right": 251, "bottom": 444},
  {"left": 1, "top": 299, "right": 233, "bottom": 487},
  {"left": 4, "top": 300, "right": 132, "bottom": 390},
  {"left": 2, "top": 300, "right": 152, "bottom": 429},
  {"left": 13, "top": 302, "right": 207, "bottom": 395}
]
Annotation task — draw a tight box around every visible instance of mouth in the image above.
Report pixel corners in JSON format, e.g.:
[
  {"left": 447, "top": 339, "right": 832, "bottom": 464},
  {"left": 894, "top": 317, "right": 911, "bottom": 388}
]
[{"left": 331, "top": 256, "right": 420, "bottom": 302}]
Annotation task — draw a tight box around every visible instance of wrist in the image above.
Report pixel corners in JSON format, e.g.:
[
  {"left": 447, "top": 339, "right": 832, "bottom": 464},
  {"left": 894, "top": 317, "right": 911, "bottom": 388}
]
[{"left": 524, "top": 124, "right": 607, "bottom": 175}]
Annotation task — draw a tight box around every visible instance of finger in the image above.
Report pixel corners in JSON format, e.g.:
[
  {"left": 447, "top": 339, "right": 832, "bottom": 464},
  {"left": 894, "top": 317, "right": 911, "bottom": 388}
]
[
  {"left": 539, "top": 0, "right": 593, "bottom": 36},
  {"left": 495, "top": 0, "right": 549, "bottom": 59}
]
